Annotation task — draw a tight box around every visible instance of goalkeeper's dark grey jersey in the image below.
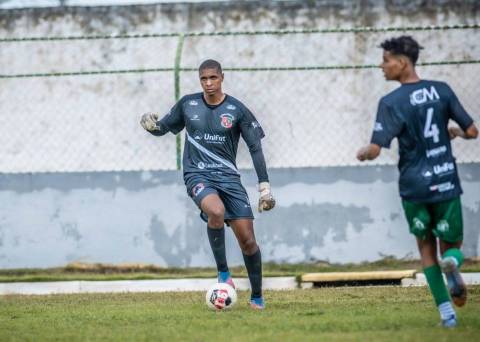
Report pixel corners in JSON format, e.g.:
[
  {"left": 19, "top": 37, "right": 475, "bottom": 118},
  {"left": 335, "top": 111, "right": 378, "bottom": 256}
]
[
  {"left": 159, "top": 93, "right": 265, "bottom": 179},
  {"left": 370, "top": 80, "right": 474, "bottom": 203}
]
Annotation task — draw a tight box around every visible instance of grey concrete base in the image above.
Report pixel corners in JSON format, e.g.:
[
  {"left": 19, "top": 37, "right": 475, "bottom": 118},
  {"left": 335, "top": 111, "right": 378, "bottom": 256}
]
[
  {"left": 2, "top": 273, "right": 480, "bottom": 295},
  {"left": 0, "top": 276, "right": 298, "bottom": 295},
  {"left": 401, "top": 273, "right": 480, "bottom": 287}
]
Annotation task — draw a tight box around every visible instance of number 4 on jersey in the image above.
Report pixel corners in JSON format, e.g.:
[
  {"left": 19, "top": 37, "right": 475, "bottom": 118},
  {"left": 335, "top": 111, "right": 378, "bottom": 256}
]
[{"left": 424, "top": 107, "right": 440, "bottom": 143}]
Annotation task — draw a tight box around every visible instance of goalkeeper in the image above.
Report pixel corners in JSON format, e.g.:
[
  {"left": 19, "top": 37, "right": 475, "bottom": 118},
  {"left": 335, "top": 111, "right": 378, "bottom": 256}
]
[
  {"left": 357, "top": 36, "right": 478, "bottom": 327},
  {"left": 140, "top": 59, "right": 275, "bottom": 310}
]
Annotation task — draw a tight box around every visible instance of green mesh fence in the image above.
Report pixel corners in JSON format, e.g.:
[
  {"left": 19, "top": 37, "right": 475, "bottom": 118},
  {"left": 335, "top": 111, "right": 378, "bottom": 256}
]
[{"left": 1, "top": 25, "right": 479, "bottom": 173}]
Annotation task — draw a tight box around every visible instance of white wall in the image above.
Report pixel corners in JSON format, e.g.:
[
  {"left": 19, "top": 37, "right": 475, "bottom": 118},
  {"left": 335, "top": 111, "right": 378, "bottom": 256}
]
[
  {"left": 0, "top": 1, "right": 479, "bottom": 268},
  {"left": 1, "top": 1, "right": 479, "bottom": 172}
]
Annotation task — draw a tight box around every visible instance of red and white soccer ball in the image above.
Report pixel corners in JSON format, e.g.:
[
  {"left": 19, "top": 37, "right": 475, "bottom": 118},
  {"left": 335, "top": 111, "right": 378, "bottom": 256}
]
[{"left": 205, "top": 283, "right": 237, "bottom": 310}]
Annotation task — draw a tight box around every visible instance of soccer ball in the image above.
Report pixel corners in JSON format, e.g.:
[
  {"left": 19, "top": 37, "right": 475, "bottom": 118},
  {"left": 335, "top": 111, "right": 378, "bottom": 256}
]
[{"left": 205, "top": 282, "right": 237, "bottom": 310}]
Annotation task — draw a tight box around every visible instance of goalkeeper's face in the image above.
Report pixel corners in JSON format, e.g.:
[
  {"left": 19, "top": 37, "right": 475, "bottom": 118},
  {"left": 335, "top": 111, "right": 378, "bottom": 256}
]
[
  {"left": 380, "top": 50, "right": 407, "bottom": 81},
  {"left": 200, "top": 68, "right": 224, "bottom": 96}
]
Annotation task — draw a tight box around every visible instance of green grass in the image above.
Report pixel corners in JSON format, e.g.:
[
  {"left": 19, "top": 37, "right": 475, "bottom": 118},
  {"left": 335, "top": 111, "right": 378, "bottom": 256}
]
[
  {"left": 1, "top": 258, "right": 480, "bottom": 283},
  {"left": 1, "top": 286, "right": 479, "bottom": 341}
]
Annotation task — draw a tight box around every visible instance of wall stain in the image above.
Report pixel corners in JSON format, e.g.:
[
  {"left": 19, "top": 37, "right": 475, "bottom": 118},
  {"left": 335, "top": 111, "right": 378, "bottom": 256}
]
[
  {"left": 148, "top": 215, "right": 202, "bottom": 267},
  {"left": 61, "top": 222, "right": 82, "bottom": 242},
  {"left": 255, "top": 203, "right": 373, "bottom": 260},
  {"left": 1, "top": 1, "right": 478, "bottom": 33}
]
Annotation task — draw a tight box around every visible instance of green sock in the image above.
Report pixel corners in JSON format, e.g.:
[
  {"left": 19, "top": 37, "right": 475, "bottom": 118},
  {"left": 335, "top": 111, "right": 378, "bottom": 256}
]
[
  {"left": 442, "top": 248, "right": 464, "bottom": 268},
  {"left": 424, "top": 264, "right": 450, "bottom": 306}
]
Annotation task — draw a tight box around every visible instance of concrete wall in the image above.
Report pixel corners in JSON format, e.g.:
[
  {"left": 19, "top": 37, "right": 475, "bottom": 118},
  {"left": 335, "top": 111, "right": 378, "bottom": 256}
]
[
  {"left": 0, "top": 1, "right": 479, "bottom": 268},
  {"left": 0, "top": 164, "right": 479, "bottom": 269},
  {"left": 1, "top": 0, "right": 479, "bottom": 173}
]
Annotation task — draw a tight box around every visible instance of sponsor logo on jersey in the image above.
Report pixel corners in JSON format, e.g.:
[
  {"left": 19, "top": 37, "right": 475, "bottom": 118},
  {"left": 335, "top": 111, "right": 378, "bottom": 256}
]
[
  {"left": 374, "top": 122, "right": 383, "bottom": 132},
  {"left": 426, "top": 145, "right": 447, "bottom": 158},
  {"left": 192, "top": 183, "right": 205, "bottom": 197},
  {"left": 429, "top": 181, "right": 455, "bottom": 193},
  {"left": 220, "top": 113, "right": 234, "bottom": 128},
  {"left": 409, "top": 86, "right": 440, "bottom": 106},
  {"left": 422, "top": 170, "right": 433, "bottom": 178},
  {"left": 190, "top": 114, "right": 200, "bottom": 121},
  {"left": 189, "top": 100, "right": 198, "bottom": 106},
  {"left": 226, "top": 104, "right": 236, "bottom": 110},
  {"left": 197, "top": 161, "right": 223, "bottom": 169},
  {"left": 204, "top": 133, "right": 226, "bottom": 143},
  {"left": 433, "top": 162, "right": 455, "bottom": 175}
]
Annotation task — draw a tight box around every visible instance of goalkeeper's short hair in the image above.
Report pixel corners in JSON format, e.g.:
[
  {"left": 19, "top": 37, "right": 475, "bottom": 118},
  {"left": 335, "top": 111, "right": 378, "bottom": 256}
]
[{"left": 199, "top": 59, "right": 222, "bottom": 74}]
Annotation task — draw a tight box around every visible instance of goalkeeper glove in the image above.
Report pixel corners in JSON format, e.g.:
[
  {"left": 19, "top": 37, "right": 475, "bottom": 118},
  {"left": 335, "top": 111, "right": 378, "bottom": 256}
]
[
  {"left": 258, "top": 182, "right": 275, "bottom": 212},
  {"left": 140, "top": 112, "right": 160, "bottom": 131}
]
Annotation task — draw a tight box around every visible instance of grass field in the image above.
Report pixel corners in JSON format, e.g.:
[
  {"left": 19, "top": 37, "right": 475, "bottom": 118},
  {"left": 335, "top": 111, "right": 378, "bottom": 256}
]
[
  {"left": 2, "top": 258, "right": 480, "bottom": 283},
  {"left": 1, "top": 286, "right": 479, "bottom": 341}
]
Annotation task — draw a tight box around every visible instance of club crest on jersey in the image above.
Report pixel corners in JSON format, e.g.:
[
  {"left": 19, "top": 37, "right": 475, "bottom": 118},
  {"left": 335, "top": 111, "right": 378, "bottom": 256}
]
[{"left": 220, "top": 113, "right": 234, "bottom": 128}]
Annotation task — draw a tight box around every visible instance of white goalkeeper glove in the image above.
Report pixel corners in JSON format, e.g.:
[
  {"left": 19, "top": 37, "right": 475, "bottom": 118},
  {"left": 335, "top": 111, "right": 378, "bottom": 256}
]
[
  {"left": 258, "top": 182, "right": 276, "bottom": 212},
  {"left": 140, "top": 112, "right": 160, "bottom": 131}
]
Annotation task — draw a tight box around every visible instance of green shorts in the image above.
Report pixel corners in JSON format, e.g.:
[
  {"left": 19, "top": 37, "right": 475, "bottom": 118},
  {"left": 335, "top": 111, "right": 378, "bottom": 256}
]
[{"left": 401, "top": 197, "right": 463, "bottom": 243}]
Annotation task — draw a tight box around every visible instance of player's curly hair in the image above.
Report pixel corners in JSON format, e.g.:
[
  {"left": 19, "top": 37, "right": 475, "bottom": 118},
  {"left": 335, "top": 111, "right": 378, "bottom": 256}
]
[
  {"left": 199, "top": 59, "right": 223, "bottom": 74},
  {"left": 380, "top": 36, "right": 424, "bottom": 65}
]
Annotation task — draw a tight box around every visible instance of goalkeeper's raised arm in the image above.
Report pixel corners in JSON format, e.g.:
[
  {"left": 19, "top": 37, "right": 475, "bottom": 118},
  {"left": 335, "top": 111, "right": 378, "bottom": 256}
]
[
  {"left": 140, "top": 98, "right": 186, "bottom": 136},
  {"left": 140, "top": 112, "right": 167, "bottom": 136}
]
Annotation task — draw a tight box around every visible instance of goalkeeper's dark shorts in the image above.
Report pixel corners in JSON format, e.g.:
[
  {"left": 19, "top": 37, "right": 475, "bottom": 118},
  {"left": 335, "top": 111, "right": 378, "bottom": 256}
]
[{"left": 185, "top": 174, "right": 254, "bottom": 223}]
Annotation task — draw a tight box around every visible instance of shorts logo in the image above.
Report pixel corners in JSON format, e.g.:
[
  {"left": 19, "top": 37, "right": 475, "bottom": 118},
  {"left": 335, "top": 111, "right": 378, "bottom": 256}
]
[
  {"left": 197, "top": 162, "right": 206, "bottom": 169},
  {"left": 437, "top": 220, "right": 449, "bottom": 233},
  {"left": 220, "top": 113, "right": 234, "bottom": 128},
  {"left": 192, "top": 183, "right": 205, "bottom": 197},
  {"left": 413, "top": 218, "right": 426, "bottom": 231}
]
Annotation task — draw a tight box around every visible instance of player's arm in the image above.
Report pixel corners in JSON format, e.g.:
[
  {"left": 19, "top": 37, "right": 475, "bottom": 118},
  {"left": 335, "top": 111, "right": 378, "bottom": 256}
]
[
  {"left": 357, "top": 99, "right": 402, "bottom": 162},
  {"left": 140, "top": 99, "right": 185, "bottom": 136},
  {"left": 448, "top": 123, "right": 478, "bottom": 140},
  {"left": 247, "top": 141, "right": 275, "bottom": 212},
  {"left": 140, "top": 112, "right": 170, "bottom": 136},
  {"left": 446, "top": 84, "right": 478, "bottom": 140},
  {"left": 356, "top": 143, "right": 381, "bottom": 161},
  {"left": 239, "top": 106, "right": 275, "bottom": 212}
]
